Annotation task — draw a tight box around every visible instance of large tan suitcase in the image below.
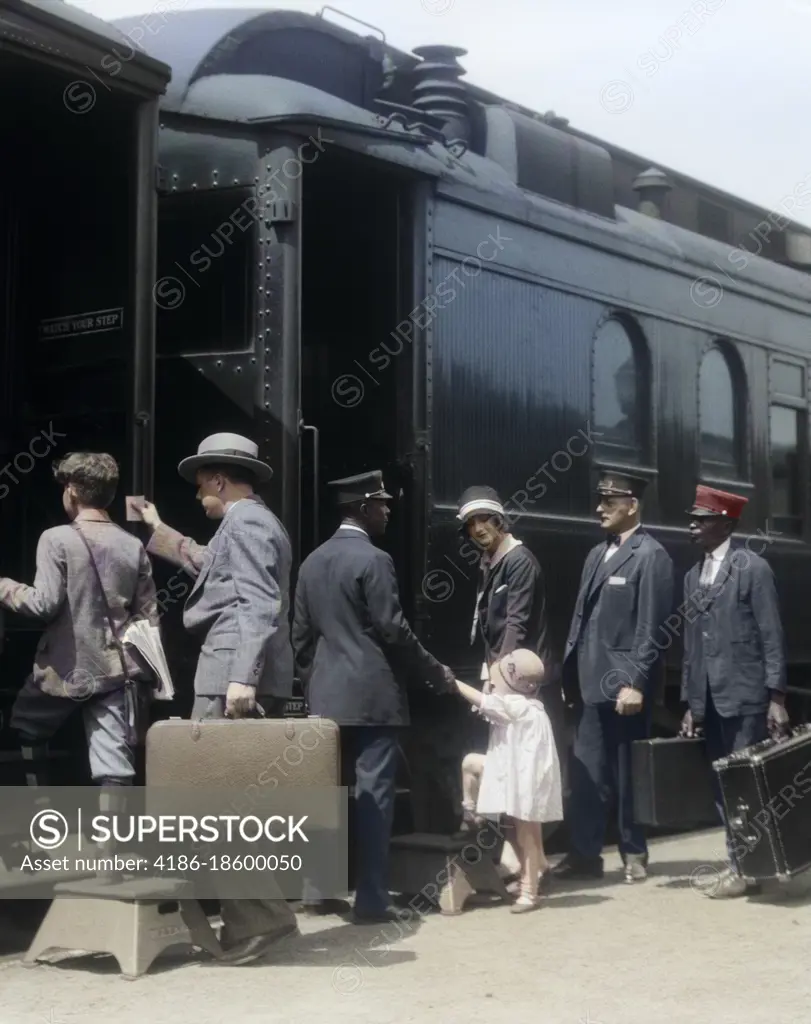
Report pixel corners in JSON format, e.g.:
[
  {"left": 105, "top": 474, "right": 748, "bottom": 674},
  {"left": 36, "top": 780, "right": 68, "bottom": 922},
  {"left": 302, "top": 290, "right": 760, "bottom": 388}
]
[{"left": 145, "top": 716, "right": 342, "bottom": 828}]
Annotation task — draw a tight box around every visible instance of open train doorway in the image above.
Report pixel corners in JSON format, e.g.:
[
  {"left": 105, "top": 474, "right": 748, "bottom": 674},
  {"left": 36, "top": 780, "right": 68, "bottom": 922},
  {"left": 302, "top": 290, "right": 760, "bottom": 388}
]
[
  {"left": 299, "top": 150, "right": 421, "bottom": 616},
  {"left": 0, "top": 46, "right": 164, "bottom": 784}
]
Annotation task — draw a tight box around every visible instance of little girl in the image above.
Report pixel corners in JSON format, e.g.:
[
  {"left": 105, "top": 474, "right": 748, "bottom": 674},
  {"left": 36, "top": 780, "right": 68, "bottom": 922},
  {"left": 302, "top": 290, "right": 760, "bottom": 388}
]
[{"left": 454, "top": 648, "right": 562, "bottom": 913}]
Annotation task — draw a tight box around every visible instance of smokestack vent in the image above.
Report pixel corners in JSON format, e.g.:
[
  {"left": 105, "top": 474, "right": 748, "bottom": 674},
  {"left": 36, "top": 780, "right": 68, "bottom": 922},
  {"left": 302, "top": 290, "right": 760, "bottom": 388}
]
[
  {"left": 633, "top": 167, "right": 672, "bottom": 219},
  {"left": 411, "top": 44, "right": 470, "bottom": 145}
]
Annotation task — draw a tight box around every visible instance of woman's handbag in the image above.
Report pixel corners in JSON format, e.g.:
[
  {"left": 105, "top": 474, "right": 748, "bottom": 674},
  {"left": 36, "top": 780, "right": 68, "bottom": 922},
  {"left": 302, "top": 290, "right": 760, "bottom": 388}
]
[{"left": 72, "top": 524, "right": 147, "bottom": 746}]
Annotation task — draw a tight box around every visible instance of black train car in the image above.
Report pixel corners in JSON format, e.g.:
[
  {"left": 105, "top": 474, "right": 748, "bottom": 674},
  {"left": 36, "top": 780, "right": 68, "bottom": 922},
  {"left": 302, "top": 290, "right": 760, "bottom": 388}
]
[
  {"left": 114, "top": 6, "right": 811, "bottom": 830},
  {"left": 4, "top": 5, "right": 811, "bottom": 833}
]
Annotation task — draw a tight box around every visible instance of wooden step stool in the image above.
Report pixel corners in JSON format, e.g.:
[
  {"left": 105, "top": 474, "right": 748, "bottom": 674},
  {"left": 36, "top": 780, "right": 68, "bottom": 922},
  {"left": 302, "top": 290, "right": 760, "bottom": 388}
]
[
  {"left": 22, "top": 876, "right": 223, "bottom": 979},
  {"left": 388, "top": 831, "right": 511, "bottom": 915}
]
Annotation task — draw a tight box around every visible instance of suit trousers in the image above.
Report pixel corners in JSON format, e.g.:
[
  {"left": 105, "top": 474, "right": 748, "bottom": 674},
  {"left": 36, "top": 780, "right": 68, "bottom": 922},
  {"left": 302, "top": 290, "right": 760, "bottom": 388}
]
[
  {"left": 191, "top": 694, "right": 296, "bottom": 944},
  {"left": 303, "top": 725, "right": 400, "bottom": 916},
  {"left": 568, "top": 701, "right": 650, "bottom": 863},
  {"left": 12, "top": 677, "right": 135, "bottom": 782},
  {"left": 702, "top": 684, "right": 768, "bottom": 868}
]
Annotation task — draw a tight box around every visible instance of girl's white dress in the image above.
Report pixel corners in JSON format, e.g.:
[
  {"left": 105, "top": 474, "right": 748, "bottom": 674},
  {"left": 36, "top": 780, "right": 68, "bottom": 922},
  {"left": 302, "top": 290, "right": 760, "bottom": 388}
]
[{"left": 475, "top": 692, "right": 563, "bottom": 822}]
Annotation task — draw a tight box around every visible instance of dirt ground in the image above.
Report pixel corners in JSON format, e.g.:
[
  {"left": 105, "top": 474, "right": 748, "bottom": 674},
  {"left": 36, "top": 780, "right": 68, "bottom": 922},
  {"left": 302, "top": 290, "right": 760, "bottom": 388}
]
[{"left": 2, "top": 828, "right": 810, "bottom": 1024}]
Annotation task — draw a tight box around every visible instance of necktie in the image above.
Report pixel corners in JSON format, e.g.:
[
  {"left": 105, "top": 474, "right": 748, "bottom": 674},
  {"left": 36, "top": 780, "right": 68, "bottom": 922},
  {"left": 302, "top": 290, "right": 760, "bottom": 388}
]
[{"left": 699, "top": 556, "right": 714, "bottom": 587}]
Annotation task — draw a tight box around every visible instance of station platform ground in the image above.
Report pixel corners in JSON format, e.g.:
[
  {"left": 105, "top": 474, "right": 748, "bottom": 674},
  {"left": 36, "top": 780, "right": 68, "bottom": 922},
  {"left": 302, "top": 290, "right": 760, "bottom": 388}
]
[{"left": 1, "top": 827, "right": 810, "bottom": 1024}]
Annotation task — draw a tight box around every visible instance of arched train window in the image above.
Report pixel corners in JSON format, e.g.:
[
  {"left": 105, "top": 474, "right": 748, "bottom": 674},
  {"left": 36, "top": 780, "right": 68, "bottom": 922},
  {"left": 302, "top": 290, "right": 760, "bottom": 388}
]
[
  {"left": 592, "top": 316, "right": 648, "bottom": 464},
  {"left": 699, "top": 345, "right": 745, "bottom": 480}
]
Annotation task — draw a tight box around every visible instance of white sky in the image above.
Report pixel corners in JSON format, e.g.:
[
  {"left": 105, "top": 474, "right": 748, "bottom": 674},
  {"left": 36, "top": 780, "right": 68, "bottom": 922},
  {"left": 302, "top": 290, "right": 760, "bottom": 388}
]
[{"left": 68, "top": 0, "right": 811, "bottom": 227}]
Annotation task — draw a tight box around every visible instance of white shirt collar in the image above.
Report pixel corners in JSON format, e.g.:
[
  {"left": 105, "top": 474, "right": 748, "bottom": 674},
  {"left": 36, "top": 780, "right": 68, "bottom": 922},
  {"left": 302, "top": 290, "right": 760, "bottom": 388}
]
[
  {"left": 482, "top": 534, "right": 522, "bottom": 570},
  {"left": 340, "top": 522, "right": 368, "bottom": 536},
  {"left": 706, "top": 537, "right": 731, "bottom": 562}
]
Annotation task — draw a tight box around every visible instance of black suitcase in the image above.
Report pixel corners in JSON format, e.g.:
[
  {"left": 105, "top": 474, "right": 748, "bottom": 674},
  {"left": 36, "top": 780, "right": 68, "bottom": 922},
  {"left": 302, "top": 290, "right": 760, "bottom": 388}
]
[
  {"left": 633, "top": 737, "right": 719, "bottom": 828},
  {"left": 714, "top": 725, "right": 811, "bottom": 882}
]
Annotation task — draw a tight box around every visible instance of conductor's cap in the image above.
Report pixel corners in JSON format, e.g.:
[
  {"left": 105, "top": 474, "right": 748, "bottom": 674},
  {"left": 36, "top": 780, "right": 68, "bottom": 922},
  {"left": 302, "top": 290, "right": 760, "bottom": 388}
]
[
  {"left": 687, "top": 484, "right": 748, "bottom": 520},
  {"left": 327, "top": 470, "right": 392, "bottom": 505},
  {"left": 596, "top": 471, "right": 649, "bottom": 500}
]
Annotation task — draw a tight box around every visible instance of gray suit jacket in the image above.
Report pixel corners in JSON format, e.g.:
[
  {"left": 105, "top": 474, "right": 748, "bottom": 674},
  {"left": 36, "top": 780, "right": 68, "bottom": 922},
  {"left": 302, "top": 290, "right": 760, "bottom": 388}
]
[
  {"left": 564, "top": 528, "right": 674, "bottom": 704},
  {"left": 681, "top": 544, "right": 786, "bottom": 718},
  {"left": 147, "top": 495, "right": 294, "bottom": 698},
  {"left": 0, "top": 518, "right": 157, "bottom": 699}
]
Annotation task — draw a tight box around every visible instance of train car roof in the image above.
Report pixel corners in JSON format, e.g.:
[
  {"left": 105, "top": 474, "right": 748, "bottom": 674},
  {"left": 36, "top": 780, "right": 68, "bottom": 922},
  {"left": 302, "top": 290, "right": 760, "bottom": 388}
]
[
  {"left": 114, "top": 5, "right": 811, "bottom": 307},
  {"left": 4, "top": 0, "right": 170, "bottom": 95},
  {"left": 113, "top": 6, "right": 392, "bottom": 107},
  {"left": 113, "top": 6, "right": 808, "bottom": 228}
]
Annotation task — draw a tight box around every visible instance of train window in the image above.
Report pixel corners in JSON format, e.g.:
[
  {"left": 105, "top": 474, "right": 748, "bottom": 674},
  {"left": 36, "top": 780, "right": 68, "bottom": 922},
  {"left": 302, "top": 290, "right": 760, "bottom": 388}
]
[
  {"left": 772, "top": 361, "right": 805, "bottom": 399},
  {"left": 770, "top": 406, "right": 803, "bottom": 536},
  {"left": 769, "top": 358, "right": 807, "bottom": 538},
  {"left": 592, "top": 317, "right": 648, "bottom": 464},
  {"left": 697, "top": 198, "right": 731, "bottom": 244},
  {"left": 155, "top": 189, "right": 254, "bottom": 356},
  {"left": 699, "top": 346, "right": 744, "bottom": 480}
]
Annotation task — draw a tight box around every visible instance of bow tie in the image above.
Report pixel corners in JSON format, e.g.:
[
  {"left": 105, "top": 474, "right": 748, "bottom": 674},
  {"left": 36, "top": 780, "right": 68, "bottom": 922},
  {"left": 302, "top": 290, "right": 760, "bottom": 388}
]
[{"left": 606, "top": 534, "right": 621, "bottom": 547}]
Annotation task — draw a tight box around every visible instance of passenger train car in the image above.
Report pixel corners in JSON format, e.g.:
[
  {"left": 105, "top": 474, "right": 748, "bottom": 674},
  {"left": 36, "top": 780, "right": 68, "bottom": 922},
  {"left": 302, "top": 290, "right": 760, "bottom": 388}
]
[{"left": 3, "top": 2, "right": 811, "bottom": 830}]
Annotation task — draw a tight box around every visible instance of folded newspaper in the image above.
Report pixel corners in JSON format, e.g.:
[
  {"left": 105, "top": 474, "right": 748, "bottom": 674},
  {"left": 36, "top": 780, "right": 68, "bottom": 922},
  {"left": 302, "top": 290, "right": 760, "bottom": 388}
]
[{"left": 122, "top": 619, "right": 175, "bottom": 701}]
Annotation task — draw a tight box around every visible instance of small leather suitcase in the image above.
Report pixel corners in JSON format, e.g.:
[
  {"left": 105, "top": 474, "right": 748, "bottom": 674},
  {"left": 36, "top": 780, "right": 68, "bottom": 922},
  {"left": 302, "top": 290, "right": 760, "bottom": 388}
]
[
  {"left": 714, "top": 725, "right": 811, "bottom": 881},
  {"left": 632, "top": 737, "right": 718, "bottom": 828}
]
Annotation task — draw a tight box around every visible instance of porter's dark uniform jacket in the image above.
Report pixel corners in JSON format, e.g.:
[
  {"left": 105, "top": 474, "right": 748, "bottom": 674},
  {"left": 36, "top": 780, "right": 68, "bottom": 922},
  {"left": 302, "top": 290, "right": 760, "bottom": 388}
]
[
  {"left": 564, "top": 527, "right": 674, "bottom": 703},
  {"left": 292, "top": 527, "right": 446, "bottom": 725},
  {"left": 681, "top": 544, "right": 786, "bottom": 719}
]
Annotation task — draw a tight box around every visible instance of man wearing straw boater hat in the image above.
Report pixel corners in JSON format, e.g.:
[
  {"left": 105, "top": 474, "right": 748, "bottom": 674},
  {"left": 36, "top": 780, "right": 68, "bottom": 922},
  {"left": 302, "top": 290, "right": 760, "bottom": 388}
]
[{"left": 139, "top": 433, "right": 296, "bottom": 964}]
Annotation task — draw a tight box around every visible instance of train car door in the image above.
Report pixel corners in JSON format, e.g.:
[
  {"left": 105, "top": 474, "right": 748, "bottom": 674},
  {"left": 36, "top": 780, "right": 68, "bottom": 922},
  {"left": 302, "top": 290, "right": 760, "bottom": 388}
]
[
  {"left": 0, "top": 42, "right": 166, "bottom": 782},
  {"left": 296, "top": 147, "right": 420, "bottom": 612}
]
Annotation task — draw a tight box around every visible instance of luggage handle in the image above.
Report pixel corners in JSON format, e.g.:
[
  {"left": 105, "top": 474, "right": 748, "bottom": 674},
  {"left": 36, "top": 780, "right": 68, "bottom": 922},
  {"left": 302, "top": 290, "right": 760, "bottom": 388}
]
[
  {"left": 728, "top": 799, "right": 759, "bottom": 848},
  {"left": 190, "top": 699, "right": 267, "bottom": 740}
]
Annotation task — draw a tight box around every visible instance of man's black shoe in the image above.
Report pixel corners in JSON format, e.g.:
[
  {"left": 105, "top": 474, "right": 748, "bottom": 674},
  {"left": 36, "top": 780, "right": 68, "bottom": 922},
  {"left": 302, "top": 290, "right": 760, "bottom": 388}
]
[
  {"left": 551, "top": 855, "right": 604, "bottom": 880},
  {"left": 351, "top": 907, "right": 401, "bottom": 925},
  {"left": 213, "top": 924, "right": 298, "bottom": 965}
]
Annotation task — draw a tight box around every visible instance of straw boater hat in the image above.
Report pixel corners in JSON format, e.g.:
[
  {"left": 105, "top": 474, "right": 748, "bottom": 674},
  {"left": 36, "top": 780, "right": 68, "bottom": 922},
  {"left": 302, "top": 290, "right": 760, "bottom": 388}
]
[
  {"left": 177, "top": 433, "right": 273, "bottom": 483},
  {"left": 491, "top": 649, "right": 545, "bottom": 695}
]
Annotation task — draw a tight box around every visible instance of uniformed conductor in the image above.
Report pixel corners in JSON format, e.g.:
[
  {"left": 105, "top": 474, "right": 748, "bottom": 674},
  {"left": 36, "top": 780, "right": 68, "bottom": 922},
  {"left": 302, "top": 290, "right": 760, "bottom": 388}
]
[
  {"left": 555, "top": 471, "right": 674, "bottom": 883},
  {"left": 292, "top": 470, "right": 451, "bottom": 923},
  {"left": 680, "top": 485, "right": 788, "bottom": 898}
]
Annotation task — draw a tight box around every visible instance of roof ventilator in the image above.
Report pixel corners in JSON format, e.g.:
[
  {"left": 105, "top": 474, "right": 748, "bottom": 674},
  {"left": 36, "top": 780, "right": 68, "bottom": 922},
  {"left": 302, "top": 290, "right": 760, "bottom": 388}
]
[
  {"left": 633, "top": 167, "right": 672, "bottom": 219},
  {"left": 410, "top": 44, "right": 470, "bottom": 156},
  {"left": 374, "top": 44, "right": 470, "bottom": 157}
]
